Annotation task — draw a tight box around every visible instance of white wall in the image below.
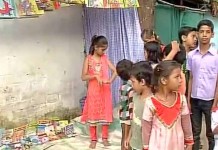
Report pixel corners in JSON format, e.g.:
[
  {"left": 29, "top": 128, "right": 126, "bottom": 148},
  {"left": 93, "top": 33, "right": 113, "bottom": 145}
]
[{"left": 0, "top": 6, "right": 85, "bottom": 123}]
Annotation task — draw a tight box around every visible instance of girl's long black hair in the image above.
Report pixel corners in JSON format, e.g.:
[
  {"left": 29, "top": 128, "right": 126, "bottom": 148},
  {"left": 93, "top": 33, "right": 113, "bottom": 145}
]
[{"left": 89, "top": 35, "right": 108, "bottom": 55}]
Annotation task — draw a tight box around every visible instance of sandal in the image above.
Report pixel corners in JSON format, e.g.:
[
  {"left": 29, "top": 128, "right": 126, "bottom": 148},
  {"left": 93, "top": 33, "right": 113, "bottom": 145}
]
[
  {"left": 89, "top": 141, "right": 97, "bottom": 149},
  {"left": 102, "top": 139, "right": 111, "bottom": 147}
]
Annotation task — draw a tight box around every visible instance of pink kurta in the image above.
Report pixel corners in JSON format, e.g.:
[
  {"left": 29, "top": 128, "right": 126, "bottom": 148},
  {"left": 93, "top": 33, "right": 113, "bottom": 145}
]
[
  {"left": 142, "top": 93, "right": 193, "bottom": 150},
  {"left": 81, "top": 54, "right": 113, "bottom": 123}
]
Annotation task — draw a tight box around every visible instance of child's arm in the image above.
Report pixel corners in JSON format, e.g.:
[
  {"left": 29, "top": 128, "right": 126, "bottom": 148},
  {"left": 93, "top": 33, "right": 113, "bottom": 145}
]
[
  {"left": 124, "top": 124, "right": 130, "bottom": 139},
  {"left": 124, "top": 126, "right": 132, "bottom": 149},
  {"left": 181, "top": 95, "right": 194, "bottom": 147},
  {"left": 142, "top": 120, "right": 152, "bottom": 150},
  {"left": 163, "top": 41, "right": 180, "bottom": 61},
  {"left": 107, "top": 59, "right": 117, "bottom": 83},
  {"left": 124, "top": 89, "right": 134, "bottom": 143},
  {"left": 182, "top": 114, "right": 194, "bottom": 147},
  {"left": 128, "top": 89, "right": 134, "bottom": 120},
  {"left": 142, "top": 100, "right": 153, "bottom": 150},
  {"left": 124, "top": 90, "right": 134, "bottom": 149},
  {"left": 81, "top": 57, "right": 97, "bottom": 81}
]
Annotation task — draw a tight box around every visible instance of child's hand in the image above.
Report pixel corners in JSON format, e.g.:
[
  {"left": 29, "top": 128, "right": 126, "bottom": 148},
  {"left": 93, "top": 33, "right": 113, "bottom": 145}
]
[
  {"left": 211, "top": 107, "right": 218, "bottom": 112},
  {"left": 171, "top": 41, "right": 180, "bottom": 53},
  {"left": 185, "top": 145, "right": 192, "bottom": 150},
  {"left": 95, "top": 75, "right": 103, "bottom": 85},
  {"left": 187, "top": 102, "right": 192, "bottom": 114},
  {"left": 103, "top": 80, "right": 111, "bottom": 84},
  {"left": 212, "top": 107, "right": 216, "bottom": 112},
  {"left": 124, "top": 139, "right": 130, "bottom": 149}
]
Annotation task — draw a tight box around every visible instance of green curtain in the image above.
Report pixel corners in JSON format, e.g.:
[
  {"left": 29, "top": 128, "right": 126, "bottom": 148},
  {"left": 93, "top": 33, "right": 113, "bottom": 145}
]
[
  {"left": 155, "top": 4, "right": 180, "bottom": 44},
  {"left": 155, "top": 4, "right": 218, "bottom": 48},
  {"left": 155, "top": 4, "right": 203, "bottom": 45},
  {"left": 180, "top": 10, "right": 203, "bottom": 27}
]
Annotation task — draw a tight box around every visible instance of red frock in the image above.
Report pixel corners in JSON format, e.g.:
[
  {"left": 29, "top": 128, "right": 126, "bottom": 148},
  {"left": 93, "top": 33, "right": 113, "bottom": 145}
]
[{"left": 81, "top": 54, "right": 113, "bottom": 124}]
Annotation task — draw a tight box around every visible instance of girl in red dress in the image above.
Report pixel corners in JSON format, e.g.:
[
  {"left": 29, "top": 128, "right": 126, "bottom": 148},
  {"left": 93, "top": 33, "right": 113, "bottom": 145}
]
[{"left": 81, "top": 35, "right": 117, "bottom": 149}]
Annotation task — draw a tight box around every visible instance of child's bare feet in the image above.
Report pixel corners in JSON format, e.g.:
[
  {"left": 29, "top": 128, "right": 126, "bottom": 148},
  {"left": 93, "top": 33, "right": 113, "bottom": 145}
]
[
  {"left": 102, "top": 139, "right": 111, "bottom": 147},
  {"left": 89, "top": 141, "right": 97, "bottom": 149}
]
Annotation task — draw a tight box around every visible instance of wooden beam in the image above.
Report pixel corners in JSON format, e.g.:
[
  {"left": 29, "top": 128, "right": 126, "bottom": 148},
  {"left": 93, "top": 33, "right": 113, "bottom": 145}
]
[{"left": 137, "top": 0, "right": 156, "bottom": 33}]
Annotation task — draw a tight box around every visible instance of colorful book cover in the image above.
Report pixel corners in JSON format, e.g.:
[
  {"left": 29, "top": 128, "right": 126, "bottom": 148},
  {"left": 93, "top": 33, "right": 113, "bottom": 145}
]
[
  {"left": 15, "top": 0, "right": 44, "bottom": 17},
  {"left": 30, "top": 0, "right": 44, "bottom": 14},
  {"left": 45, "top": 125, "right": 59, "bottom": 141},
  {"left": 26, "top": 125, "right": 37, "bottom": 136},
  {"left": 108, "top": 0, "right": 124, "bottom": 8},
  {"left": 85, "top": 0, "right": 139, "bottom": 8},
  {"left": 29, "top": 0, "right": 45, "bottom": 15},
  {"left": 60, "top": 3, "right": 71, "bottom": 7},
  {"left": 58, "top": 120, "right": 68, "bottom": 128},
  {"left": 38, "top": 120, "right": 51, "bottom": 125},
  {"left": 44, "top": 125, "right": 54, "bottom": 136},
  {"left": 62, "top": 124, "right": 74, "bottom": 137},
  {"left": 50, "top": 117, "right": 60, "bottom": 131},
  {"left": 69, "top": 0, "right": 84, "bottom": 4},
  {"left": 37, "top": 124, "right": 47, "bottom": 135},
  {"left": 0, "top": 0, "right": 18, "bottom": 18},
  {"left": 0, "top": 128, "right": 5, "bottom": 147},
  {"left": 45, "top": 0, "right": 55, "bottom": 10},
  {"left": 123, "top": 0, "right": 138, "bottom": 7},
  {"left": 35, "top": 0, "right": 54, "bottom": 11},
  {"left": 1, "top": 139, "right": 11, "bottom": 145},
  {"left": 37, "top": 120, "right": 51, "bottom": 136},
  {"left": 85, "top": 0, "right": 105, "bottom": 8},
  {"left": 12, "top": 125, "right": 26, "bottom": 143},
  {"left": 38, "top": 133, "right": 49, "bottom": 144},
  {"left": 0, "top": 128, "right": 5, "bottom": 139},
  {"left": 5, "top": 129, "right": 13, "bottom": 140},
  {"left": 40, "top": 136, "right": 49, "bottom": 143},
  {"left": 28, "top": 135, "right": 41, "bottom": 145},
  {"left": 11, "top": 142, "right": 22, "bottom": 149},
  {"left": 35, "top": 0, "right": 46, "bottom": 10}
]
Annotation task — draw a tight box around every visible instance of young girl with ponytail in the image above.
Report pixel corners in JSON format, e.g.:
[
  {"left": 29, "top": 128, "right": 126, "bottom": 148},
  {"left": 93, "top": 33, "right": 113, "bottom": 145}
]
[{"left": 81, "top": 35, "right": 117, "bottom": 149}]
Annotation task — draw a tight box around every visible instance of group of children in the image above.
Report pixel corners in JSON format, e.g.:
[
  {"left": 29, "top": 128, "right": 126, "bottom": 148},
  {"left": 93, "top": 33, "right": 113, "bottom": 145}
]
[{"left": 81, "top": 19, "right": 218, "bottom": 150}]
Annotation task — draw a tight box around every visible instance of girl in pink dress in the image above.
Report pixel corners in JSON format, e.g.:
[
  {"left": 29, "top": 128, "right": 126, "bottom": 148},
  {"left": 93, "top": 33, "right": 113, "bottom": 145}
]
[
  {"left": 81, "top": 35, "right": 117, "bottom": 149},
  {"left": 142, "top": 60, "right": 194, "bottom": 150}
]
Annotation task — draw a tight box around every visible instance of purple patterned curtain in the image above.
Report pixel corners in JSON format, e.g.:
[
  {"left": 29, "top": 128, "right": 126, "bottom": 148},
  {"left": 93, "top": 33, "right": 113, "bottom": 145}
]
[{"left": 83, "top": 7, "right": 144, "bottom": 106}]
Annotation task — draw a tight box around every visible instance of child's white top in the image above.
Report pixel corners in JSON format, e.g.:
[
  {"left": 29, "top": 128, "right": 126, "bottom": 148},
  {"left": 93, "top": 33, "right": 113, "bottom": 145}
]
[{"left": 212, "top": 109, "right": 218, "bottom": 150}]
